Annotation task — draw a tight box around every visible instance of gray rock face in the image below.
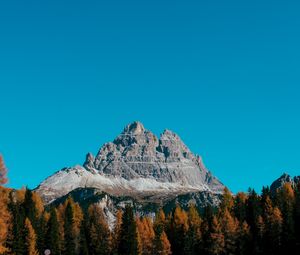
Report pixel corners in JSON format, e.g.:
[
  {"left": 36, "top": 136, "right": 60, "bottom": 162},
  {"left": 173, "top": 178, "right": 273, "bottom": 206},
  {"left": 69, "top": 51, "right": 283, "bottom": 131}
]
[
  {"left": 270, "top": 173, "right": 300, "bottom": 193},
  {"left": 83, "top": 121, "right": 224, "bottom": 192}
]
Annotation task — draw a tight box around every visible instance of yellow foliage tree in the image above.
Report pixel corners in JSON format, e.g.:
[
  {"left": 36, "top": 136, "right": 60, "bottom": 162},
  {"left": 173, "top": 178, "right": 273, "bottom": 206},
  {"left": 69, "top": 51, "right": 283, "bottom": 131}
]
[
  {"left": 24, "top": 218, "right": 39, "bottom": 255},
  {"left": 0, "top": 156, "right": 11, "bottom": 254},
  {"left": 136, "top": 217, "right": 155, "bottom": 255}
]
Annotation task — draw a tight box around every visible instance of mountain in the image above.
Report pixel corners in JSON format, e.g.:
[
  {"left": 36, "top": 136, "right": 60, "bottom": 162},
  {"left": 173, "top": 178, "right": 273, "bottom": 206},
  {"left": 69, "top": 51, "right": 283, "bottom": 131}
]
[
  {"left": 36, "top": 121, "right": 225, "bottom": 215},
  {"left": 270, "top": 173, "right": 300, "bottom": 193}
]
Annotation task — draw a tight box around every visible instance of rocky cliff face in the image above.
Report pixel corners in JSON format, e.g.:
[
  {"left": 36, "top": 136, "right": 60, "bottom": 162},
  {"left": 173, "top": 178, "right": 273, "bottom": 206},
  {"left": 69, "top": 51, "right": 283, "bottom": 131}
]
[
  {"left": 83, "top": 121, "right": 222, "bottom": 191},
  {"left": 36, "top": 121, "right": 225, "bottom": 206},
  {"left": 270, "top": 173, "right": 300, "bottom": 193}
]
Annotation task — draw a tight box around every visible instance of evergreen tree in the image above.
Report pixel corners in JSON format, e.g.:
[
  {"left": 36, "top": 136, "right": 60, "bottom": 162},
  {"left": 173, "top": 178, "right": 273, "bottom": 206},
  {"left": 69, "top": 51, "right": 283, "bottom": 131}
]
[
  {"left": 112, "top": 209, "right": 123, "bottom": 255},
  {"left": 233, "top": 192, "right": 247, "bottom": 223},
  {"left": 206, "top": 216, "right": 224, "bottom": 255},
  {"left": 24, "top": 218, "right": 39, "bottom": 255},
  {"left": 0, "top": 186, "right": 11, "bottom": 254},
  {"left": 246, "top": 188, "right": 262, "bottom": 254},
  {"left": 268, "top": 207, "right": 283, "bottom": 255},
  {"left": 168, "top": 205, "right": 189, "bottom": 255},
  {"left": 220, "top": 209, "right": 238, "bottom": 255},
  {"left": 79, "top": 215, "right": 89, "bottom": 255},
  {"left": 184, "top": 205, "right": 202, "bottom": 255},
  {"left": 236, "top": 221, "right": 251, "bottom": 255},
  {"left": 64, "top": 199, "right": 76, "bottom": 255},
  {"left": 23, "top": 188, "right": 39, "bottom": 231},
  {"left": 45, "top": 207, "right": 61, "bottom": 255},
  {"left": 8, "top": 191, "right": 26, "bottom": 255},
  {"left": 294, "top": 182, "right": 300, "bottom": 248},
  {"left": 276, "top": 183, "right": 295, "bottom": 252},
  {"left": 118, "top": 205, "right": 141, "bottom": 255},
  {"left": 87, "top": 204, "right": 111, "bottom": 255},
  {"left": 220, "top": 187, "right": 234, "bottom": 212},
  {"left": 153, "top": 210, "right": 171, "bottom": 255},
  {"left": 0, "top": 156, "right": 10, "bottom": 254}
]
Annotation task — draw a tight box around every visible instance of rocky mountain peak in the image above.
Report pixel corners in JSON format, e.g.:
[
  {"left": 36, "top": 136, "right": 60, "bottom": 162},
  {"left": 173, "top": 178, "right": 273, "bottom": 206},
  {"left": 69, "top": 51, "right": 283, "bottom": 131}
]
[
  {"left": 123, "top": 121, "right": 145, "bottom": 135},
  {"left": 82, "top": 121, "right": 224, "bottom": 192},
  {"left": 36, "top": 122, "right": 225, "bottom": 204},
  {"left": 270, "top": 173, "right": 299, "bottom": 193}
]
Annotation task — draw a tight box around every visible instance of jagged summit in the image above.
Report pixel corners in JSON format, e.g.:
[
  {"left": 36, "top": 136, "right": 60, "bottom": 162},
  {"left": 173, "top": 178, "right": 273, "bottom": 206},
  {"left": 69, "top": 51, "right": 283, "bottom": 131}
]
[
  {"left": 36, "top": 122, "right": 225, "bottom": 203},
  {"left": 270, "top": 173, "right": 300, "bottom": 193},
  {"left": 123, "top": 121, "right": 145, "bottom": 134}
]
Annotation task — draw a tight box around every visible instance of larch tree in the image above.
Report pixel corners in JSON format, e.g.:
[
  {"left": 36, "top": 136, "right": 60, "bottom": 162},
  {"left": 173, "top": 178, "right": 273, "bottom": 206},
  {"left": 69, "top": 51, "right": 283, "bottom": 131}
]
[
  {"left": 206, "top": 216, "right": 224, "bottom": 255},
  {"left": 277, "top": 183, "right": 295, "bottom": 252},
  {"left": 87, "top": 204, "right": 111, "bottom": 255},
  {"left": 233, "top": 192, "right": 247, "bottom": 223},
  {"left": 169, "top": 206, "right": 189, "bottom": 255},
  {"left": 268, "top": 207, "right": 283, "bottom": 255},
  {"left": 0, "top": 155, "right": 10, "bottom": 254},
  {"left": 136, "top": 217, "right": 154, "bottom": 255},
  {"left": 153, "top": 209, "right": 171, "bottom": 255},
  {"left": 185, "top": 205, "right": 202, "bottom": 255},
  {"left": 294, "top": 182, "right": 300, "bottom": 248},
  {"left": 24, "top": 218, "right": 39, "bottom": 255},
  {"left": 112, "top": 209, "right": 123, "bottom": 255},
  {"left": 220, "top": 187, "right": 234, "bottom": 212},
  {"left": 220, "top": 209, "right": 239, "bottom": 255},
  {"left": 236, "top": 221, "right": 251, "bottom": 255}
]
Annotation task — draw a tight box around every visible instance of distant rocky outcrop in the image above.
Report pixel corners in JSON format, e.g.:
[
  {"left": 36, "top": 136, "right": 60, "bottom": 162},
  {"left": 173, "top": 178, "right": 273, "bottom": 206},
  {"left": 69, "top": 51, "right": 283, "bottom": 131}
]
[
  {"left": 36, "top": 121, "right": 225, "bottom": 212},
  {"left": 270, "top": 173, "right": 300, "bottom": 193}
]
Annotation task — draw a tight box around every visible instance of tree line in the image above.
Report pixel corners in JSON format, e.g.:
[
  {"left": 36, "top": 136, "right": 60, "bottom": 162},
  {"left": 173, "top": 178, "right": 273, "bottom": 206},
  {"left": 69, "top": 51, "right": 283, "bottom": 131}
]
[{"left": 1, "top": 155, "right": 300, "bottom": 255}]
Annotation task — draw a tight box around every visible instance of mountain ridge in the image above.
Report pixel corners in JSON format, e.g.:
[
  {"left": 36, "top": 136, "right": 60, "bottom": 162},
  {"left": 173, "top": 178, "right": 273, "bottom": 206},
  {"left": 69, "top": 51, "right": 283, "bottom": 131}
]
[{"left": 36, "top": 121, "right": 225, "bottom": 205}]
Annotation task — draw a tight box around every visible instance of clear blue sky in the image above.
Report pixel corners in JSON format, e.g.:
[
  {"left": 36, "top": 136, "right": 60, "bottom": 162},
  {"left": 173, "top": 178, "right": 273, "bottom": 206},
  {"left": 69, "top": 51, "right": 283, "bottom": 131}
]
[{"left": 0, "top": 0, "right": 299, "bottom": 193}]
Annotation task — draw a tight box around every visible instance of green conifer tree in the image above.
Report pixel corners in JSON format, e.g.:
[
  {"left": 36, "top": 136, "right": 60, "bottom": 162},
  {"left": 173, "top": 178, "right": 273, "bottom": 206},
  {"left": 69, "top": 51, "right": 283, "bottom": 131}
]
[
  {"left": 45, "top": 207, "right": 61, "bottom": 255},
  {"left": 118, "top": 205, "right": 141, "bottom": 255},
  {"left": 64, "top": 200, "right": 76, "bottom": 255}
]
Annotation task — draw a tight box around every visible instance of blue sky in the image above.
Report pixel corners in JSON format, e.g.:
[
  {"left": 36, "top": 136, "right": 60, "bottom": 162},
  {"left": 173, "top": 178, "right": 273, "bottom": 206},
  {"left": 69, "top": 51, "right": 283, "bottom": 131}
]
[{"left": 0, "top": 0, "right": 299, "bottom": 193}]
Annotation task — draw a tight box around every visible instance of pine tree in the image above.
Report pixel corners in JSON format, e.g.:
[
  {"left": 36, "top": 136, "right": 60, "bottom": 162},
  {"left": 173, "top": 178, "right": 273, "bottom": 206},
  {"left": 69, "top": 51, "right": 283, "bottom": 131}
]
[
  {"left": 206, "top": 216, "right": 224, "bottom": 255},
  {"left": 246, "top": 188, "right": 262, "bottom": 254},
  {"left": 23, "top": 188, "right": 39, "bottom": 229},
  {"left": 168, "top": 205, "right": 189, "bottom": 255},
  {"left": 233, "top": 192, "right": 247, "bottom": 223},
  {"left": 79, "top": 215, "right": 89, "bottom": 255},
  {"left": 24, "top": 218, "right": 39, "bottom": 255},
  {"left": 45, "top": 207, "right": 60, "bottom": 255},
  {"left": 8, "top": 191, "right": 26, "bottom": 255},
  {"left": 184, "top": 205, "right": 202, "bottom": 255},
  {"left": 255, "top": 215, "right": 265, "bottom": 255},
  {"left": 236, "top": 221, "right": 251, "bottom": 255},
  {"left": 0, "top": 155, "right": 10, "bottom": 254},
  {"left": 268, "top": 207, "right": 283, "bottom": 255},
  {"left": 220, "top": 209, "right": 238, "bottom": 255},
  {"left": 294, "top": 182, "right": 300, "bottom": 248},
  {"left": 64, "top": 199, "right": 76, "bottom": 255},
  {"left": 112, "top": 209, "right": 123, "bottom": 255},
  {"left": 118, "top": 205, "right": 141, "bottom": 255},
  {"left": 0, "top": 186, "right": 11, "bottom": 254},
  {"left": 276, "top": 183, "right": 295, "bottom": 252},
  {"left": 87, "top": 204, "right": 111, "bottom": 255},
  {"left": 153, "top": 209, "right": 171, "bottom": 255},
  {"left": 220, "top": 187, "right": 234, "bottom": 212}
]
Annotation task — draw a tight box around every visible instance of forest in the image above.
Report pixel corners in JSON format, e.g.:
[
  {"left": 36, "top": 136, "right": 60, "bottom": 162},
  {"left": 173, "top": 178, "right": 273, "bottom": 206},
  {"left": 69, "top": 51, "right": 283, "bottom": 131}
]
[{"left": 1, "top": 155, "right": 300, "bottom": 255}]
